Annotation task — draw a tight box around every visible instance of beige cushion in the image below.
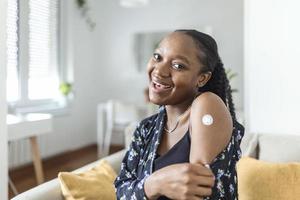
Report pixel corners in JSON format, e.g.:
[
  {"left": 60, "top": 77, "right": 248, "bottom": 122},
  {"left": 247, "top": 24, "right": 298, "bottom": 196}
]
[
  {"left": 237, "top": 157, "right": 300, "bottom": 200},
  {"left": 258, "top": 134, "right": 300, "bottom": 162},
  {"left": 58, "top": 160, "right": 117, "bottom": 200}
]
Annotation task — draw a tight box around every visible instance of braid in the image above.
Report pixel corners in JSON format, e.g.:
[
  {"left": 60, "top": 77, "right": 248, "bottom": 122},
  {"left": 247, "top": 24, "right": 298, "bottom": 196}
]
[
  {"left": 225, "top": 80, "right": 237, "bottom": 122},
  {"left": 175, "top": 29, "right": 237, "bottom": 122},
  {"left": 199, "top": 62, "right": 226, "bottom": 104},
  {"left": 216, "top": 62, "right": 237, "bottom": 122},
  {"left": 198, "top": 62, "right": 237, "bottom": 122}
]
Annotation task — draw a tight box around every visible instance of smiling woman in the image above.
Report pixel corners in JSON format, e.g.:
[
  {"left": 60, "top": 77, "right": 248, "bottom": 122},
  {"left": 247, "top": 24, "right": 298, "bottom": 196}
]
[{"left": 114, "top": 30, "right": 244, "bottom": 200}]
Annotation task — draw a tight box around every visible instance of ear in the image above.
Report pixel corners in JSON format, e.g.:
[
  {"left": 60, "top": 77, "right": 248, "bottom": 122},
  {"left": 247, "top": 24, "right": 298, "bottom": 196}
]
[{"left": 197, "top": 72, "right": 212, "bottom": 87}]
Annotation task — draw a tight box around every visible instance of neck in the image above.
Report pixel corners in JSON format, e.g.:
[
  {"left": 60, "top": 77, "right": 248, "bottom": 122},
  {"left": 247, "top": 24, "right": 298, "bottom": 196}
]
[{"left": 165, "top": 98, "right": 194, "bottom": 127}]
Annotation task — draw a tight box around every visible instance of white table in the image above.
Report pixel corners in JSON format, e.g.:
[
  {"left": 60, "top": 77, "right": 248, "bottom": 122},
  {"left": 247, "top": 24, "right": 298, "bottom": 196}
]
[{"left": 7, "top": 113, "right": 53, "bottom": 185}]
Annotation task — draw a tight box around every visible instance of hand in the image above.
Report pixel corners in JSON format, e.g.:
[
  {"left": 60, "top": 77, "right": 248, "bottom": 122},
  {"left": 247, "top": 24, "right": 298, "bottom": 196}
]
[{"left": 144, "top": 163, "right": 215, "bottom": 200}]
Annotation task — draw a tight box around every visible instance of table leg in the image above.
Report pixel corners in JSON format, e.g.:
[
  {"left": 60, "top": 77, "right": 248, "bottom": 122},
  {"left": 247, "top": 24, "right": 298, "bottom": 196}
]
[
  {"left": 29, "top": 136, "right": 44, "bottom": 184},
  {"left": 8, "top": 176, "right": 19, "bottom": 195}
]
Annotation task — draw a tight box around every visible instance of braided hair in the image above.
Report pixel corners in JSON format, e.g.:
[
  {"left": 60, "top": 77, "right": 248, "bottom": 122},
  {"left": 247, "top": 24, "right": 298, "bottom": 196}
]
[{"left": 175, "top": 29, "right": 237, "bottom": 122}]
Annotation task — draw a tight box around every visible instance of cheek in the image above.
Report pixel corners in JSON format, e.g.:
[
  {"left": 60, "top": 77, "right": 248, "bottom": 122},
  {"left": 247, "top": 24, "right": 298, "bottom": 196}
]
[
  {"left": 146, "top": 60, "right": 154, "bottom": 77},
  {"left": 172, "top": 75, "right": 197, "bottom": 93},
  {"left": 172, "top": 75, "right": 190, "bottom": 88}
]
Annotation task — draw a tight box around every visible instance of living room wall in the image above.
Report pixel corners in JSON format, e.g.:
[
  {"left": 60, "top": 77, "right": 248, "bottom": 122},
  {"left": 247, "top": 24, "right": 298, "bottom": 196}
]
[{"left": 244, "top": 0, "right": 300, "bottom": 134}]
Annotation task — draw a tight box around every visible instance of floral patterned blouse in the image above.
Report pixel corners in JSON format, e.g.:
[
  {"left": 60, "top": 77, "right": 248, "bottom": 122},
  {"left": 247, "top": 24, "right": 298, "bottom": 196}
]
[{"left": 114, "top": 105, "right": 245, "bottom": 200}]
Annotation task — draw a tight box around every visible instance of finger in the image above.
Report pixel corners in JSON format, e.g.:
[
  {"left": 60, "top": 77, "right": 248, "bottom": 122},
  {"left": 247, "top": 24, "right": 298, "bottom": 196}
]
[
  {"left": 190, "top": 185, "right": 213, "bottom": 197},
  {"left": 181, "top": 174, "right": 215, "bottom": 187},
  {"left": 184, "top": 196, "right": 203, "bottom": 200},
  {"left": 188, "top": 163, "right": 215, "bottom": 177},
  {"left": 195, "top": 175, "right": 215, "bottom": 187}
]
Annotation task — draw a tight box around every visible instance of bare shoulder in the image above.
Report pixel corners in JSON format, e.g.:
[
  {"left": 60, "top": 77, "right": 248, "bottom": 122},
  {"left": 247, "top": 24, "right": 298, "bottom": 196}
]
[
  {"left": 189, "top": 91, "right": 233, "bottom": 164},
  {"left": 192, "top": 91, "right": 226, "bottom": 109},
  {"left": 191, "top": 91, "right": 232, "bottom": 128}
]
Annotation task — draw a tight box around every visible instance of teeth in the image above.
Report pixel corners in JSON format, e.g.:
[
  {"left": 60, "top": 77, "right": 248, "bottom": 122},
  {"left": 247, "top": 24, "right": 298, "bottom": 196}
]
[
  {"left": 153, "top": 81, "right": 171, "bottom": 89},
  {"left": 162, "top": 85, "right": 171, "bottom": 89}
]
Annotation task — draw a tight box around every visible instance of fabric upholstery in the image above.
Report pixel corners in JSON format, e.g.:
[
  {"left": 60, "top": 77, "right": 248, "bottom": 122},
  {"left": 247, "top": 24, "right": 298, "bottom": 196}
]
[
  {"left": 58, "top": 160, "right": 117, "bottom": 200},
  {"left": 237, "top": 157, "right": 300, "bottom": 200}
]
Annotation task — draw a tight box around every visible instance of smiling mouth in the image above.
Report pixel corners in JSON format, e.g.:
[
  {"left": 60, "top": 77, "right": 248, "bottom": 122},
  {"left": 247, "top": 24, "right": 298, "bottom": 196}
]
[
  {"left": 151, "top": 80, "right": 173, "bottom": 93},
  {"left": 152, "top": 80, "right": 172, "bottom": 89}
]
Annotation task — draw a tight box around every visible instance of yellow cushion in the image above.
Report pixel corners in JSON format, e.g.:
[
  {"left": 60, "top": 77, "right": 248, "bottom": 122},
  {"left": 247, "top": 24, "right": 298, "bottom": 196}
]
[
  {"left": 58, "top": 160, "right": 117, "bottom": 200},
  {"left": 237, "top": 157, "right": 300, "bottom": 200}
]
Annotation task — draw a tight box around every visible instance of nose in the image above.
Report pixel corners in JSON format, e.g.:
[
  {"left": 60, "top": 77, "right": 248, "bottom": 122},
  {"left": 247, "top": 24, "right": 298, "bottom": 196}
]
[{"left": 153, "top": 62, "right": 170, "bottom": 78}]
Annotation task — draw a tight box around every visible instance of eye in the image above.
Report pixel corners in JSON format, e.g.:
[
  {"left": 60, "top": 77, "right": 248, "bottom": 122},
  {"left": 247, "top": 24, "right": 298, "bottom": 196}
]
[
  {"left": 172, "top": 63, "right": 185, "bottom": 70},
  {"left": 153, "top": 53, "right": 161, "bottom": 61}
]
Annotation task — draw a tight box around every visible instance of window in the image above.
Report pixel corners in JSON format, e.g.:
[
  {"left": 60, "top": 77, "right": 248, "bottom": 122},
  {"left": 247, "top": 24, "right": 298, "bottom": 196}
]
[
  {"left": 6, "top": 0, "right": 19, "bottom": 102},
  {"left": 7, "top": 0, "right": 62, "bottom": 112}
]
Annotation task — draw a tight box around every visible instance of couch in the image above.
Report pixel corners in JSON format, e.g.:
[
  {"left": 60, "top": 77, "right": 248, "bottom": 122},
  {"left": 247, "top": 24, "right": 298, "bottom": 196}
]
[
  {"left": 11, "top": 121, "right": 139, "bottom": 200},
  {"left": 11, "top": 150, "right": 126, "bottom": 200},
  {"left": 12, "top": 125, "right": 300, "bottom": 200}
]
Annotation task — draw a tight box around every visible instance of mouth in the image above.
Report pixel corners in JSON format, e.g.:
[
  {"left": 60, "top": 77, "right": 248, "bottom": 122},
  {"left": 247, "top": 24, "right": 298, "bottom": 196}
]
[{"left": 150, "top": 80, "right": 173, "bottom": 93}]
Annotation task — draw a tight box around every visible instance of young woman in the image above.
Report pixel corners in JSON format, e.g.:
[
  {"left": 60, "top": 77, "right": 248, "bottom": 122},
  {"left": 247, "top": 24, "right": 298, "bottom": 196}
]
[{"left": 114, "top": 30, "right": 244, "bottom": 200}]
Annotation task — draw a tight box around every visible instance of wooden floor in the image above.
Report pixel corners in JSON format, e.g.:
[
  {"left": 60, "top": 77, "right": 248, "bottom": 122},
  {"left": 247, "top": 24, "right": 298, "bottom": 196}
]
[{"left": 8, "top": 144, "right": 124, "bottom": 199}]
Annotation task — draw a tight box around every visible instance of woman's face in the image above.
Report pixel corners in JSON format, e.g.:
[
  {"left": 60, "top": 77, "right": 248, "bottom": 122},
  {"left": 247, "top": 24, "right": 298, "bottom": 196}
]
[{"left": 147, "top": 32, "right": 208, "bottom": 106}]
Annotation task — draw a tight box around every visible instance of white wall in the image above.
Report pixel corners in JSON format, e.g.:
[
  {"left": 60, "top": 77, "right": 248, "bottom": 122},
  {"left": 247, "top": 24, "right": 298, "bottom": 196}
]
[
  {"left": 9, "top": 0, "right": 244, "bottom": 167},
  {"left": 0, "top": 0, "right": 8, "bottom": 198},
  {"left": 244, "top": 0, "right": 300, "bottom": 134}
]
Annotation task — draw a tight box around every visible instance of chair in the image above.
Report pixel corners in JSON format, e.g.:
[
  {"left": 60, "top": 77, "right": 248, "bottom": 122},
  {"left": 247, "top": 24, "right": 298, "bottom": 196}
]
[{"left": 97, "top": 100, "right": 141, "bottom": 158}]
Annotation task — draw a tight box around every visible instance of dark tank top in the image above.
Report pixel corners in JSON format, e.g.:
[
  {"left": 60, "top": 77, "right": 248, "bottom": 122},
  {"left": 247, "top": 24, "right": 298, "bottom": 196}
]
[
  {"left": 151, "top": 112, "right": 243, "bottom": 200},
  {"left": 153, "top": 130, "right": 191, "bottom": 200}
]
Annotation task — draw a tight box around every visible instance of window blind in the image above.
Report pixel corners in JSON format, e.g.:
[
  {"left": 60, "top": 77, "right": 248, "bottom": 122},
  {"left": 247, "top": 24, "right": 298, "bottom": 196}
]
[
  {"left": 6, "top": 0, "right": 19, "bottom": 102},
  {"left": 28, "top": 0, "right": 59, "bottom": 100}
]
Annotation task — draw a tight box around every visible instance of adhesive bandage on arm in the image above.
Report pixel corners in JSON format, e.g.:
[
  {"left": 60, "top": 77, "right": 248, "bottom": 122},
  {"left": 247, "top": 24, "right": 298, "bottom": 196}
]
[{"left": 202, "top": 114, "right": 214, "bottom": 126}]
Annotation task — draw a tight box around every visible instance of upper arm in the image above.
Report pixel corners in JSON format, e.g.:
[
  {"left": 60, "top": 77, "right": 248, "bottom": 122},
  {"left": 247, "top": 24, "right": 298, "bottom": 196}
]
[{"left": 189, "top": 92, "right": 233, "bottom": 165}]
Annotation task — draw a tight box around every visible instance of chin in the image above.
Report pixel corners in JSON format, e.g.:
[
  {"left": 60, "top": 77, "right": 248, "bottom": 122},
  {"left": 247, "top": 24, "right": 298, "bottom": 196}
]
[
  {"left": 149, "top": 95, "right": 163, "bottom": 106},
  {"left": 149, "top": 98, "right": 161, "bottom": 105}
]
